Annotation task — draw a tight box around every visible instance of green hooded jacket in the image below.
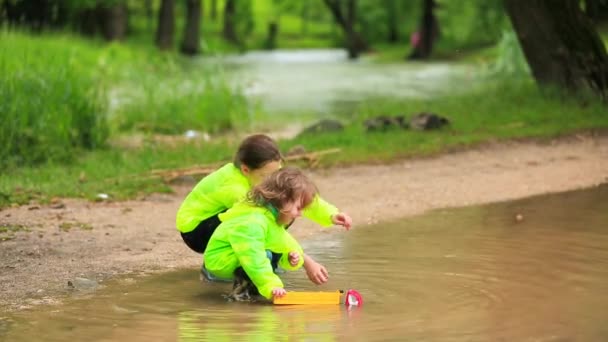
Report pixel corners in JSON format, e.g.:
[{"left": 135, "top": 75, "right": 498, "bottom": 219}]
[
  {"left": 175, "top": 163, "right": 338, "bottom": 233},
  {"left": 204, "top": 202, "right": 304, "bottom": 299}
]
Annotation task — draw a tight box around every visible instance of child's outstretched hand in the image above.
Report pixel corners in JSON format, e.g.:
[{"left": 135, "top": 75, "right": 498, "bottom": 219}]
[
  {"left": 332, "top": 212, "right": 352, "bottom": 230},
  {"left": 272, "top": 287, "right": 286, "bottom": 298},
  {"left": 304, "top": 259, "right": 329, "bottom": 285},
  {"left": 288, "top": 251, "right": 300, "bottom": 266}
]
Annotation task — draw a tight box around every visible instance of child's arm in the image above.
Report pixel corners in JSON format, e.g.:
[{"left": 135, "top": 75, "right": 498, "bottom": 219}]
[
  {"left": 275, "top": 231, "right": 305, "bottom": 271},
  {"left": 301, "top": 195, "right": 338, "bottom": 227},
  {"left": 303, "top": 254, "right": 329, "bottom": 285},
  {"left": 302, "top": 195, "right": 352, "bottom": 230}
]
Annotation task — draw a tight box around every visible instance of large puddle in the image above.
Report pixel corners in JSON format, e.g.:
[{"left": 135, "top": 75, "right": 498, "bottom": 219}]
[{"left": 2, "top": 184, "right": 607, "bottom": 341}]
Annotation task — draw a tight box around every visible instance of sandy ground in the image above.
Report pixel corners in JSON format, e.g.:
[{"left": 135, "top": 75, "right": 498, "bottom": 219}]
[{"left": 1, "top": 133, "right": 607, "bottom": 312}]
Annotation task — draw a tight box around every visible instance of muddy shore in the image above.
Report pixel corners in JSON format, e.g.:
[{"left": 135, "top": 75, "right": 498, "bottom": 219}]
[{"left": 1, "top": 134, "right": 606, "bottom": 312}]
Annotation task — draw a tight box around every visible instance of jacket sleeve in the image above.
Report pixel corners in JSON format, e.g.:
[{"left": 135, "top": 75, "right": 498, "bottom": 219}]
[
  {"left": 228, "top": 222, "right": 283, "bottom": 299},
  {"left": 302, "top": 195, "right": 339, "bottom": 228},
  {"left": 276, "top": 231, "right": 305, "bottom": 271}
]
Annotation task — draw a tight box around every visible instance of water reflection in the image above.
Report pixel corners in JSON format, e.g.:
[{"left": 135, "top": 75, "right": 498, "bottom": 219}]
[
  {"left": 2, "top": 184, "right": 607, "bottom": 341},
  {"left": 178, "top": 305, "right": 345, "bottom": 341}
]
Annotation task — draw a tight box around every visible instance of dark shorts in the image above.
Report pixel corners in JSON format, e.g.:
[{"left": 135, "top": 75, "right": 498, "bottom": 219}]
[{"left": 180, "top": 213, "right": 223, "bottom": 254}]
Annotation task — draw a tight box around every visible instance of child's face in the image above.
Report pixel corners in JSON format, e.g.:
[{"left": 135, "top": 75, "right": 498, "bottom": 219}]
[
  {"left": 278, "top": 199, "right": 303, "bottom": 224},
  {"left": 245, "top": 160, "right": 282, "bottom": 186}
]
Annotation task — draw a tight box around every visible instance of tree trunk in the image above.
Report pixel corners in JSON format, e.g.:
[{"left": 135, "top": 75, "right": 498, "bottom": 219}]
[
  {"left": 144, "top": 0, "right": 153, "bottom": 30},
  {"left": 323, "top": 0, "right": 369, "bottom": 59},
  {"left": 156, "top": 0, "right": 175, "bottom": 50},
  {"left": 585, "top": 0, "right": 608, "bottom": 23},
  {"left": 264, "top": 21, "right": 279, "bottom": 50},
  {"left": 98, "top": 2, "right": 128, "bottom": 41},
  {"left": 210, "top": 0, "right": 217, "bottom": 20},
  {"left": 222, "top": 0, "right": 238, "bottom": 43},
  {"left": 408, "top": 0, "right": 439, "bottom": 60},
  {"left": 181, "top": 0, "right": 202, "bottom": 55},
  {"left": 75, "top": 7, "right": 100, "bottom": 37},
  {"left": 385, "top": 0, "right": 399, "bottom": 43},
  {"left": 504, "top": 0, "right": 608, "bottom": 99},
  {"left": 2, "top": 0, "right": 53, "bottom": 31},
  {"left": 301, "top": 0, "right": 310, "bottom": 35}
]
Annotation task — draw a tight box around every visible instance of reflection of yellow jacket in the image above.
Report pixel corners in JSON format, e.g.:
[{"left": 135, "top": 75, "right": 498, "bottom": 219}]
[
  {"left": 204, "top": 202, "right": 304, "bottom": 299},
  {"left": 175, "top": 163, "right": 338, "bottom": 233}
]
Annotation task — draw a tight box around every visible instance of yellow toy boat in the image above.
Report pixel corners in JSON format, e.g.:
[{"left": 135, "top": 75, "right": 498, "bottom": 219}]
[{"left": 273, "top": 289, "right": 363, "bottom": 306}]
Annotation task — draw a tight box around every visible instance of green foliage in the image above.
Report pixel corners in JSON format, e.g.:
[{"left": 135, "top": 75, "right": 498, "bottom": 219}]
[
  {"left": 435, "top": 0, "right": 508, "bottom": 50},
  {"left": 357, "top": 0, "right": 419, "bottom": 44},
  {"left": 111, "top": 66, "right": 253, "bottom": 135},
  {"left": 246, "top": 0, "right": 336, "bottom": 49},
  {"left": 485, "top": 29, "right": 530, "bottom": 77},
  {"left": 235, "top": 0, "right": 256, "bottom": 43},
  {"left": 1, "top": 30, "right": 255, "bottom": 170},
  {"left": 0, "top": 30, "right": 109, "bottom": 168}
]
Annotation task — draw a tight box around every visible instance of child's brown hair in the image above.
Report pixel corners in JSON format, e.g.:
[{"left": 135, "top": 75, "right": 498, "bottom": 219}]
[
  {"left": 234, "top": 134, "right": 282, "bottom": 169},
  {"left": 248, "top": 167, "right": 318, "bottom": 212}
]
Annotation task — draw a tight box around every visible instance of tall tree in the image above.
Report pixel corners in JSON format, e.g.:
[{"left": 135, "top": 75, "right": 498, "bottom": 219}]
[
  {"left": 504, "top": 0, "right": 608, "bottom": 99},
  {"left": 1, "top": 0, "right": 64, "bottom": 31},
  {"left": 155, "top": 0, "right": 175, "bottom": 50},
  {"left": 323, "top": 0, "right": 369, "bottom": 59},
  {"left": 181, "top": 0, "right": 202, "bottom": 55},
  {"left": 408, "top": 0, "right": 439, "bottom": 60},
  {"left": 300, "top": 0, "right": 310, "bottom": 35},
  {"left": 385, "top": 0, "right": 400, "bottom": 43},
  {"left": 97, "top": 1, "right": 128, "bottom": 41},
  {"left": 585, "top": 0, "right": 608, "bottom": 23},
  {"left": 222, "top": 0, "right": 238, "bottom": 43},
  {"left": 210, "top": 0, "right": 217, "bottom": 20},
  {"left": 76, "top": 6, "right": 101, "bottom": 37},
  {"left": 144, "top": 0, "right": 154, "bottom": 30}
]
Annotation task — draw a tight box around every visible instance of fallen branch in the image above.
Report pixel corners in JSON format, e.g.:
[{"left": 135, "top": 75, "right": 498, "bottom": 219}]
[
  {"left": 284, "top": 147, "right": 341, "bottom": 168},
  {"left": 154, "top": 147, "right": 342, "bottom": 182}
]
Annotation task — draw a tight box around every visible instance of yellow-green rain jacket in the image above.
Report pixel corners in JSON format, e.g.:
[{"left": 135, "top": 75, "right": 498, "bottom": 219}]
[
  {"left": 204, "top": 202, "right": 304, "bottom": 299},
  {"left": 175, "top": 163, "right": 338, "bottom": 233}
]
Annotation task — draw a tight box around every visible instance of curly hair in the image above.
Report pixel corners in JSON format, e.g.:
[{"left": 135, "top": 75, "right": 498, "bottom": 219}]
[{"left": 247, "top": 167, "right": 318, "bottom": 212}]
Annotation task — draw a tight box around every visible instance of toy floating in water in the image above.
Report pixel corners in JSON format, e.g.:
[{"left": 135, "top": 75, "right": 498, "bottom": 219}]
[{"left": 273, "top": 289, "right": 363, "bottom": 306}]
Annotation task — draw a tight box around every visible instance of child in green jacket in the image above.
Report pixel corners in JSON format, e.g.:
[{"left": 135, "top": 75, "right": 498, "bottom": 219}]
[
  {"left": 176, "top": 134, "right": 352, "bottom": 285},
  {"left": 203, "top": 167, "right": 319, "bottom": 300}
]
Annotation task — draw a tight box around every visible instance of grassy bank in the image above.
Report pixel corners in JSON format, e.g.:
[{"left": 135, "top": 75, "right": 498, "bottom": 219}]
[
  {"left": 0, "top": 30, "right": 253, "bottom": 169},
  {"left": 1, "top": 78, "right": 606, "bottom": 208},
  {"left": 0, "top": 31, "right": 108, "bottom": 167}
]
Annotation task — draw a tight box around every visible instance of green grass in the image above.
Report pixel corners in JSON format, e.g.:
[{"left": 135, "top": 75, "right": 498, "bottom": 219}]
[
  {"left": 283, "top": 80, "right": 608, "bottom": 166},
  {"left": 0, "top": 30, "right": 109, "bottom": 168},
  {"left": 110, "top": 63, "right": 253, "bottom": 135},
  {"left": 1, "top": 30, "right": 254, "bottom": 168},
  {"left": 1, "top": 79, "right": 606, "bottom": 208}
]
